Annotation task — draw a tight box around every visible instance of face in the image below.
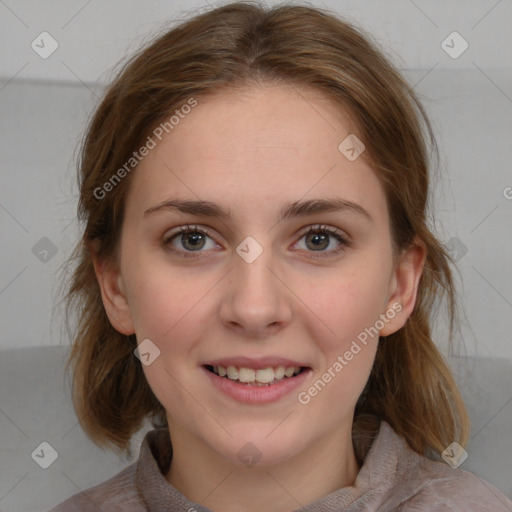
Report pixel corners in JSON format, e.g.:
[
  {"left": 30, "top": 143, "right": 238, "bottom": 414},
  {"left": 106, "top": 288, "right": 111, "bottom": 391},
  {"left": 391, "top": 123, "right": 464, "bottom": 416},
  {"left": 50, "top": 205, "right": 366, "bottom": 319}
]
[{"left": 96, "top": 84, "right": 423, "bottom": 467}]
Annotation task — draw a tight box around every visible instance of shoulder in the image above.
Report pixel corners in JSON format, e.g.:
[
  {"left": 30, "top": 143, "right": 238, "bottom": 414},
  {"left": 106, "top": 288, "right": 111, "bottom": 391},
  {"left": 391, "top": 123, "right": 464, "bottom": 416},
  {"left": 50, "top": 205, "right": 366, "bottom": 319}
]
[
  {"left": 398, "top": 453, "right": 512, "bottom": 511},
  {"left": 47, "top": 427, "right": 173, "bottom": 512},
  {"left": 47, "top": 462, "right": 144, "bottom": 512},
  {"left": 369, "top": 422, "right": 512, "bottom": 511}
]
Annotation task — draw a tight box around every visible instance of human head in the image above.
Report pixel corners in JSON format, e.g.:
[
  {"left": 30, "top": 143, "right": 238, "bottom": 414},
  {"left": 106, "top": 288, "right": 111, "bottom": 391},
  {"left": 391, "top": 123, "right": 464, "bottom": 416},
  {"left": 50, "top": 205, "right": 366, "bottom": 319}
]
[{"left": 65, "top": 1, "right": 468, "bottom": 459}]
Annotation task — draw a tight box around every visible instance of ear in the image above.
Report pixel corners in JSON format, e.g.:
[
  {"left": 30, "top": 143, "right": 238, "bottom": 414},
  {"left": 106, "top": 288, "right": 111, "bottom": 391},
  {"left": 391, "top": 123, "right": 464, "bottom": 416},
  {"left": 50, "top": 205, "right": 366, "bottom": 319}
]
[
  {"left": 379, "top": 237, "right": 426, "bottom": 336},
  {"left": 89, "top": 241, "right": 135, "bottom": 335}
]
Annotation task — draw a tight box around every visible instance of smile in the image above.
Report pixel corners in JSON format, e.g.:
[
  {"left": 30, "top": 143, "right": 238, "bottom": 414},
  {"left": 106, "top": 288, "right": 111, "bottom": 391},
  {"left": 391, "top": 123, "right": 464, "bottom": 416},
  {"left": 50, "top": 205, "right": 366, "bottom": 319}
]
[
  {"left": 204, "top": 364, "right": 304, "bottom": 386},
  {"left": 202, "top": 358, "right": 312, "bottom": 404}
]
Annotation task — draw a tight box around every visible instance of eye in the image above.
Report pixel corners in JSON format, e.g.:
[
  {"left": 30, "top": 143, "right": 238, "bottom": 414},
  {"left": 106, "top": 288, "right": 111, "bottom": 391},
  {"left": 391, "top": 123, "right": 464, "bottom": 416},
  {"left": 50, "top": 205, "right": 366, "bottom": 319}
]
[
  {"left": 294, "top": 224, "right": 349, "bottom": 259},
  {"left": 163, "top": 225, "right": 219, "bottom": 258},
  {"left": 163, "top": 223, "right": 349, "bottom": 260}
]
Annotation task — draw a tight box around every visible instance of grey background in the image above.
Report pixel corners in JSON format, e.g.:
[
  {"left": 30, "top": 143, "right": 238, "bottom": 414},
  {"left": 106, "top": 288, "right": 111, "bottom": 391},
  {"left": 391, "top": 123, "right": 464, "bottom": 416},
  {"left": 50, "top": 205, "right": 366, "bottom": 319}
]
[
  {"left": 1, "top": 0, "right": 512, "bottom": 358},
  {"left": 0, "top": 0, "right": 511, "bottom": 510}
]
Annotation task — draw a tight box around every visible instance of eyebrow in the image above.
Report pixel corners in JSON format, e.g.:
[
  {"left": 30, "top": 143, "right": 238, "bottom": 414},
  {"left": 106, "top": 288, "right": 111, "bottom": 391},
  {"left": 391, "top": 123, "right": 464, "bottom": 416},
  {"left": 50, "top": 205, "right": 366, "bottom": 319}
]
[{"left": 143, "top": 197, "right": 373, "bottom": 223}]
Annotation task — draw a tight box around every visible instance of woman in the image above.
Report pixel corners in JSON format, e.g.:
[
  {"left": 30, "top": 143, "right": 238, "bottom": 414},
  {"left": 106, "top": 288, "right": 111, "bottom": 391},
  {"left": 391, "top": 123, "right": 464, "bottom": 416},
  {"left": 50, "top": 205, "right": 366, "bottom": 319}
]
[{"left": 51, "top": 2, "right": 512, "bottom": 510}]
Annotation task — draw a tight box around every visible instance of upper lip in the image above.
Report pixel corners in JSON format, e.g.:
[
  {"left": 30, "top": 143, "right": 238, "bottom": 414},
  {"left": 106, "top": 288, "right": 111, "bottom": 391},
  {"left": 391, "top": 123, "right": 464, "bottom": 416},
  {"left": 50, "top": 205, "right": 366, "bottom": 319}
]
[{"left": 202, "top": 356, "right": 309, "bottom": 370}]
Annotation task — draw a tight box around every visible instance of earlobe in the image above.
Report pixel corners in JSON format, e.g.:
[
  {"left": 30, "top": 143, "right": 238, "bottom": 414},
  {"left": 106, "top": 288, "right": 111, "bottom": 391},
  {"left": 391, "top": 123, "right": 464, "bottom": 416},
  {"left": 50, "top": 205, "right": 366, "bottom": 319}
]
[
  {"left": 90, "top": 243, "right": 135, "bottom": 335},
  {"left": 379, "top": 238, "right": 426, "bottom": 336}
]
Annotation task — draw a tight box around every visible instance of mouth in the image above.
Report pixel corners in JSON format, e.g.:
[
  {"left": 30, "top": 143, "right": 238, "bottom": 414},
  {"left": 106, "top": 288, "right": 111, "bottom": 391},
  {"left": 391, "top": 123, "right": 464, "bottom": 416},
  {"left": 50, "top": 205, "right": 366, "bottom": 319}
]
[
  {"left": 201, "top": 359, "right": 312, "bottom": 404},
  {"left": 203, "top": 364, "right": 307, "bottom": 386}
]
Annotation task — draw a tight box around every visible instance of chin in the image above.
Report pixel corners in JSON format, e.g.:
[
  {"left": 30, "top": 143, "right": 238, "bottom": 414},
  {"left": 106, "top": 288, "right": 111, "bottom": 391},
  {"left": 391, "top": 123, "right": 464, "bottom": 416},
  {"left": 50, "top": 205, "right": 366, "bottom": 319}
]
[{"left": 205, "top": 423, "right": 310, "bottom": 468}]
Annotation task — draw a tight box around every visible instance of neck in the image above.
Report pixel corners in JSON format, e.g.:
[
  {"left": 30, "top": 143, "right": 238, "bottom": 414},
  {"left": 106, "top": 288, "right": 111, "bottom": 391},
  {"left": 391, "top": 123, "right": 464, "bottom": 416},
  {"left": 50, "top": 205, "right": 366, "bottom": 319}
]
[{"left": 165, "top": 423, "right": 359, "bottom": 512}]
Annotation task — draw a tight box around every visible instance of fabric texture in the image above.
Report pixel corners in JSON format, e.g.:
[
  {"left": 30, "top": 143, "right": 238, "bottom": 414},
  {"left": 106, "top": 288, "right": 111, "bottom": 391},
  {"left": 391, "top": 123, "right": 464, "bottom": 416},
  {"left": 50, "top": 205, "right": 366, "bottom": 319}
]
[{"left": 48, "top": 420, "right": 512, "bottom": 511}]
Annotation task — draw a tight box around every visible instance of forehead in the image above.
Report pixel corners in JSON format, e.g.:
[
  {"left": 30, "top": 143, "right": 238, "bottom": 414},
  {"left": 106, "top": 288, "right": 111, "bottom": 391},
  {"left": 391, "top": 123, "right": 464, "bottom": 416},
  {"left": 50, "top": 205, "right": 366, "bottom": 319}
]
[{"left": 125, "top": 84, "right": 388, "bottom": 224}]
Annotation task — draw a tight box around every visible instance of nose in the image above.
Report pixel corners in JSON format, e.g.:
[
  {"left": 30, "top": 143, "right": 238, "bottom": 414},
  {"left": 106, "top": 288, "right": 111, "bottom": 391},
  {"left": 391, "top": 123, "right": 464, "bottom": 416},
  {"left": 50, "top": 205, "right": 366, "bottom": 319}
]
[{"left": 219, "top": 242, "right": 293, "bottom": 339}]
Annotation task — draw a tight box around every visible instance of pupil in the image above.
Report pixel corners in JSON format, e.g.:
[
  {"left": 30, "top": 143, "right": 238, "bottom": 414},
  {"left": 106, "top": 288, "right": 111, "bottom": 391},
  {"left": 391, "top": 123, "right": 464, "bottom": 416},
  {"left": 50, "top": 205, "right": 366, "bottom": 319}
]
[
  {"left": 184, "top": 233, "right": 204, "bottom": 250},
  {"left": 308, "top": 233, "right": 328, "bottom": 250}
]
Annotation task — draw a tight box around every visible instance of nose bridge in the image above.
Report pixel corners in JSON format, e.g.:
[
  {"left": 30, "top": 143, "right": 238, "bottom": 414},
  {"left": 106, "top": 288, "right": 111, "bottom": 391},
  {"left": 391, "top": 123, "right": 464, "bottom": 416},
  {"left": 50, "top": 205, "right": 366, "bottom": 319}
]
[
  {"left": 236, "top": 244, "right": 276, "bottom": 298},
  {"left": 234, "top": 236, "right": 280, "bottom": 308},
  {"left": 220, "top": 234, "right": 292, "bottom": 335}
]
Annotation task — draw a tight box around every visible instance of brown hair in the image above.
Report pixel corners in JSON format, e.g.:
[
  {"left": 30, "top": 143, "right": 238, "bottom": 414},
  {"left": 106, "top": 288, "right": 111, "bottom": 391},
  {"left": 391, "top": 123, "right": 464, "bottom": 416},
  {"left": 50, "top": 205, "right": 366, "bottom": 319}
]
[{"left": 64, "top": 1, "right": 469, "bottom": 458}]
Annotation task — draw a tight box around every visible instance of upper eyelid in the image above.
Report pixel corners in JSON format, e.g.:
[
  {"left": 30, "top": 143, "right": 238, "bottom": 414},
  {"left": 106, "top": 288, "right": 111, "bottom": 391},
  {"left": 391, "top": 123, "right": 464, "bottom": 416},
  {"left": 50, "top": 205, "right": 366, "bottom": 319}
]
[
  {"left": 164, "top": 223, "right": 350, "bottom": 245},
  {"left": 303, "top": 224, "right": 348, "bottom": 237}
]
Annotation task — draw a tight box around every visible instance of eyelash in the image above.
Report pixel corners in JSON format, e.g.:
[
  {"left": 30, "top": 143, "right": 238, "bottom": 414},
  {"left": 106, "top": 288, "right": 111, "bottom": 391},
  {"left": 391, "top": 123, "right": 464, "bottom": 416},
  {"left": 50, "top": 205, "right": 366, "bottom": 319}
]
[{"left": 163, "top": 224, "right": 349, "bottom": 260}]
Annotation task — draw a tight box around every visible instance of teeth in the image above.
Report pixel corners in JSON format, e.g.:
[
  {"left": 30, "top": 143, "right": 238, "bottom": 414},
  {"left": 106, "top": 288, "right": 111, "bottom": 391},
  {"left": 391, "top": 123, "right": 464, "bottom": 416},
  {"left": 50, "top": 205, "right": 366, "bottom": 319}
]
[
  {"left": 238, "top": 367, "right": 256, "bottom": 383},
  {"left": 212, "top": 365, "right": 302, "bottom": 384},
  {"left": 255, "top": 368, "right": 274, "bottom": 383},
  {"left": 284, "top": 367, "right": 295, "bottom": 378},
  {"left": 226, "top": 366, "right": 239, "bottom": 380},
  {"left": 274, "top": 365, "right": 285, "bottom": 380}
]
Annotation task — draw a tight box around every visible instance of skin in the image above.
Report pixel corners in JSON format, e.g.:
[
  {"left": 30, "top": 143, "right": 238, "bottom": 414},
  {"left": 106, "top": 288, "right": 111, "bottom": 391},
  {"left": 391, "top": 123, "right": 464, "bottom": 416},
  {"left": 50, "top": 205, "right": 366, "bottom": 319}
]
[{"left": 93, "top": 83, "right": 425, "bottom": 512}]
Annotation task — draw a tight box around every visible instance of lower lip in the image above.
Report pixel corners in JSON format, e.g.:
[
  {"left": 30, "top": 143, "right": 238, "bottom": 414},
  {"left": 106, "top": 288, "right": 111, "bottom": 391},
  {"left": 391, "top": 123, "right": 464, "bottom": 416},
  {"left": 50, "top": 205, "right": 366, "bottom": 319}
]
[{"left": 202, "top": 367, "right": 311, "bottom": 404}]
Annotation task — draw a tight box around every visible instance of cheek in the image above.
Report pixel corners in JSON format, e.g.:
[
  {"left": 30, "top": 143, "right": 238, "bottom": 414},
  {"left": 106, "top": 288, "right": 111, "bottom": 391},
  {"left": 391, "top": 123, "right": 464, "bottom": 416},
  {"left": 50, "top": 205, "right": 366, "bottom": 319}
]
[
  {"left": 295, "top": 275, "right": 383, "bottom": 415},
  {"left": 293, "top": 252, "right": 391, "bottom": 405},
  {"left": 125, "top": 254, "right": 217, "bottom": 344},
  {"left": 301, "top": 264, "right": 391, "bottom": 353},
  {"left": 124, "top": 261, "right": 218, "bottom": 427}
]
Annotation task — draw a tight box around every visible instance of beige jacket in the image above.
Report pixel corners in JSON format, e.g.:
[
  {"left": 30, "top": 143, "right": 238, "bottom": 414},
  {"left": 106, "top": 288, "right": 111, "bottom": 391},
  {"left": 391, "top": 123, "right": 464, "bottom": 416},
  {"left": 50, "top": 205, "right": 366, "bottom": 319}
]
[{"left": 49, "top": 420, "right": 512, "bottom": 511}]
